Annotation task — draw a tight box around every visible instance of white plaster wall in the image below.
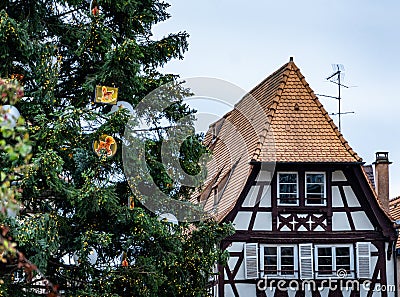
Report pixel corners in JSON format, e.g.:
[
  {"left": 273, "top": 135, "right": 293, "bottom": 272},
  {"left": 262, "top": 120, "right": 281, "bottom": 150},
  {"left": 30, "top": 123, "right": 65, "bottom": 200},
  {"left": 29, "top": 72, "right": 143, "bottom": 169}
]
[
  {"left": 359, "top": 285, "right": 368, "bottom": 297},
  {"left": 351, "top": 211, "right": 374, "bottom": 230},
  {"left": 332, "top": 212, "right": 351, "bottom": 230},
  {"left": 242, "top": 185, "right": 259, "bottom": 207},
  {"left": 235, "top": 260, "right": 245, "bottom": 280},
  {"left": 332, "top": 170, "right": 347, "bottom": 181},
  {"left": 370, "top": 243, "right": 378, "bottom": 253},
  {"left": 343, "top": 186, "right": 361, "bottom": 207},
  {"left": 253, "top": 212, "right": 272, "bottom": 231},
  {"left": 227, "top": 242, "right": 244, "bottom": 253},
  {"left": 232, "top": 211, "right": 252, "bottom": 230},
  {"left": 342, "top": 290, "right": 351, "bottom": 297},
  {"left": 265, "top": 287, "right": 276, "bottom": 297},
  {"left": 236, "top": 283, "right": 256, "bottom": 296},
  {"left": 228, "top": 256, "right": 238, "bottom": 272},
  {"left": 224, "top": 284, "right": 234, "bottom": 297},
  {"left": 332, "top": 186, "right": 344, "bottom": 207},
  {"left": 287, "top": 288, "right": 296, "bottom": 297},
  {"left": 256, "top": 170, "right": 272, "bottom": 181},
  {"left": 259, "top": 186, "right": 272, "bottom": 207},
  {"left": 319, "top": 287, "right": 329, "bottom": 297}
]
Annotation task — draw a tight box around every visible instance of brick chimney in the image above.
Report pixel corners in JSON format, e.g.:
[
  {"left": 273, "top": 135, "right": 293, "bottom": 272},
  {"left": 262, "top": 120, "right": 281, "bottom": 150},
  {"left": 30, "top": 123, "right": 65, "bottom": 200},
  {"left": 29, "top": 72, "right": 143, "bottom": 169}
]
[{"left": 373, "top": 152, "right": 391, "bottom": 213}]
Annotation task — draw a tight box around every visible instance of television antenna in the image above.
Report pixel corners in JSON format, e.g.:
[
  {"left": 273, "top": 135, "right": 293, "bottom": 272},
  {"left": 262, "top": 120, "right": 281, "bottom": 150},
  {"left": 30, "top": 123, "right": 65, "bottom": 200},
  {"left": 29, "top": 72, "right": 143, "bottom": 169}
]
[{"left": 316, "top": 64, "right": 355, "bottom": 132}]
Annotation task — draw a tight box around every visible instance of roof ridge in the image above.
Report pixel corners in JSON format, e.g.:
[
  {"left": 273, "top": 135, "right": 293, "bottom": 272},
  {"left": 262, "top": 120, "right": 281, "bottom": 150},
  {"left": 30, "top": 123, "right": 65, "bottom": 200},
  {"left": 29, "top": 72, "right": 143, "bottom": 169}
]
[
  {"left": 291, "top": 64, "right": 363, "bottom": 162},
  {"left": 251, "top": 62, "right": 294, "bottom": 161},
  {"left": 247, "top": 62, "right": 291, "bottom": 96}
]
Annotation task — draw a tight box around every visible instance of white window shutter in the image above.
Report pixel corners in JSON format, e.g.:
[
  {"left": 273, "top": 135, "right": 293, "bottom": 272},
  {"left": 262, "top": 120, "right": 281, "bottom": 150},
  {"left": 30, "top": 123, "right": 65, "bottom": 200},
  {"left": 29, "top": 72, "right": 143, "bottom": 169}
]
[
  {"left": 356, "top": 242, "right": 370, "bottom": 278},
  {"left": 244, "top": 243, "right": 258, "bottom": 279},
  {"left": 299, "top": 243, "right": 313, "bottom": 279}
]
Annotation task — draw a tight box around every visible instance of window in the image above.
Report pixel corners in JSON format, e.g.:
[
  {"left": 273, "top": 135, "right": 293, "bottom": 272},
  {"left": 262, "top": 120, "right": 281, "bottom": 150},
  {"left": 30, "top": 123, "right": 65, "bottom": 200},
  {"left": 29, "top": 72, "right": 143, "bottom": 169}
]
[
  {"left": 305, "top": 172, "right": 326, "bottom": 205},
  {"left": 277, "top": 172, "right": 298, "bottom": 205},
  {"left": 261, "top": 245, "right": 297, "bottom": 277},
  {"left": 315, "top": 245, "right": 353, "bottom": 278}
]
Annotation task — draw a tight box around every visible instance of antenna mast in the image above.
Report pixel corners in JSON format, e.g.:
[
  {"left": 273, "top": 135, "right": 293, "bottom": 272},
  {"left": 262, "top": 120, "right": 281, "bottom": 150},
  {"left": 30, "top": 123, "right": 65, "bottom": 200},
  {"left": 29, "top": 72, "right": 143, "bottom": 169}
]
[{"left": 316, "top": 64, "right": 354, "bottom": 132}]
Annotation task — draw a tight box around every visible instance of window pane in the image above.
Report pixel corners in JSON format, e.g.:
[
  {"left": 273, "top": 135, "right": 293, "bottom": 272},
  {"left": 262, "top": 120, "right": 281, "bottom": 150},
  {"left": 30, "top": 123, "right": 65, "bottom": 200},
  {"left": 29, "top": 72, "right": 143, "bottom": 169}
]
[
  {"left": 264, "top": 246, "right": 277, "bottom": 274},
  {"left": 281, "top": 247, "right": 294, "bottom": 275},
  {"left": 336, "top": 257, "right": 350, "bottom": 266},
  {"left": 281, "top": 247, "right": 294, "bottom": 256},
  {"left": 307, "top": 174, "right": 324, "bottom": 183},
  {"left": 306, "top": 173, "right": 325, "bottom": 205},
  {"left": 318, "top": 247, "right": 332, "bottom": 257},
  {"left": 318, "top": 257, "right": 332, "bottom": 266},
  {"left": 307, "top": 184, "right": 323, "bottom": 194},
  {"left": 265, "top": 265, "right": 278, "bottom": 274},
  {"left": 318, "top": 247, "right": 333, "bottom": 274},
  {"left": 281, "top": 265, "right": 294, "bottom": 275},
  {"left": 281, "top": 256, "right": 294, "bottom": 266},
  {"left": 280, "top": 184, "right": 297, "bottom": 194},
  {"left": 265, "top": 255, "right": 277, "bottom": 274},
  {"left": 318, "top": 265, "right": 332, "bottom": 274},
  {"left": 279, "top": 174, "right": 297, "bottom": 183},
  {"left": 279, "top": 195, "right": 298, "bottom": 205},
  {"left": 264, "top": 247, "right": 277, "bottom": 255},
  {"left": 336, "top": 247, "right": 351, "bottom": 272},
  {"left": 336, "top": 247, "right": 350, "bottom": 256},
  {"left": 265, "top": 256, "right": 277, "bottom": 266}
]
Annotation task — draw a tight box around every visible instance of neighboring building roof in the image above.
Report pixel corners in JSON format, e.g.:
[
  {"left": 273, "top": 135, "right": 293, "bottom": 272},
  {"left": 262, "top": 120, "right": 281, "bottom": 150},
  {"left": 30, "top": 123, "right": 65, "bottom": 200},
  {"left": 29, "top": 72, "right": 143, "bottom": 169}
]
[
  {"left": 389, "top": 196, "right": 400, "bottom": 249},
  {"left": 363, "top": 165, "right": 376, "bottom": 189},
  {"left": 196, "top": 58, "right": 363, "bottom": 222}
]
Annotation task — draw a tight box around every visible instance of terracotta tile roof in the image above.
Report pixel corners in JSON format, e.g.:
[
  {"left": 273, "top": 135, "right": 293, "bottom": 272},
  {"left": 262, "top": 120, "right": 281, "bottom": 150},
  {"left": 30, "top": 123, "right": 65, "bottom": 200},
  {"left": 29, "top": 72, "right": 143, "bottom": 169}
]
[
  {"left": 195, "top": 58, "right": 363, "bottom": 222},
  {"left": 389, "top": 196, "right": 400, "bottom": 249},
  {"left": 253, "top": 61, "right": 361, "bottom": 163}
]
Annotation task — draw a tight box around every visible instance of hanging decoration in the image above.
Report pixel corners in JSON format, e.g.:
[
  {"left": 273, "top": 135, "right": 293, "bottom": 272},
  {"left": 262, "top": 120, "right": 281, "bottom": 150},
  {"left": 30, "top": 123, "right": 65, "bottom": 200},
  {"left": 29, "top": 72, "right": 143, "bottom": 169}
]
[
  {"left": 0, "top": 105, "right": 20, "bottom": 128},
  {"left": 110, "top": 101, "right": 134, "bottom": 115},
  {"left": 90, "top": 0, "right": 100, "bottom": 16},
  {"left": 10, "top": 74, "right": 24, "bottom": 82},
  {"left": 93, "top": 135, "right": 117, "bottom": 157},
  {"left": 94, "top": 85, "right": 118, "bottom": 105},
  {"left": 122, "top": 258, "right": 129, "bottom": 267},
  {"left": 128, "top": 196, "right": 135, "bottom": 209},
  {"left": 121, "top": 252, "right": 129, "bottom": 267}
]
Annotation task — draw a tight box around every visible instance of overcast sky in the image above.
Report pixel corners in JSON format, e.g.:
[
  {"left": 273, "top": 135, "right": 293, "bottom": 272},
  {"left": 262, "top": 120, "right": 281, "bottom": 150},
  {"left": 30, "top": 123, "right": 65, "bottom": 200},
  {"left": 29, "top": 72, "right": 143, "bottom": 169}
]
[{"left": 152, "top": 0, "right": 400, "bottom": 198}]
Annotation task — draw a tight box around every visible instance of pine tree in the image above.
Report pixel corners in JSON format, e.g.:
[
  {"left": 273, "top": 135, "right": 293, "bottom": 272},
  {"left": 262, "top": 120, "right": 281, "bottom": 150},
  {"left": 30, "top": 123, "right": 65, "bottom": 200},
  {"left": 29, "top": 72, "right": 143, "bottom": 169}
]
[{"left": 0, "top": 1, "right": 233, "bottom": 296}]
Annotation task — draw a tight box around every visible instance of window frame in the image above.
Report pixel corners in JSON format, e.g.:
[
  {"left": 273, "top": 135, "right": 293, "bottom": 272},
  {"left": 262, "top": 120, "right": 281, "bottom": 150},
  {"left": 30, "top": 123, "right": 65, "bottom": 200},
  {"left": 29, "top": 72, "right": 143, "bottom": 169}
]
[
  {"left": 314, "top": 244, "right": 354, "bottom": 278},
  {"left": 305, "top": 171, "right": 327, "bottom": 206},
  {"left": 277, "top": 172, "right": 299, "bottom": 206},
  {"left": 260, "top": 244, "right": 298, "bottom": 278}
]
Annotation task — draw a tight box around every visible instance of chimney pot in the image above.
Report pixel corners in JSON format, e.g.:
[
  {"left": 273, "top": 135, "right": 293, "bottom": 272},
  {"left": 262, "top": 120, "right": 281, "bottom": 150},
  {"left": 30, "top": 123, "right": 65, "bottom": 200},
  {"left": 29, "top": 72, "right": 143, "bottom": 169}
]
[{"left": 375, "top": 152, "right": 390, "bottom": 163}]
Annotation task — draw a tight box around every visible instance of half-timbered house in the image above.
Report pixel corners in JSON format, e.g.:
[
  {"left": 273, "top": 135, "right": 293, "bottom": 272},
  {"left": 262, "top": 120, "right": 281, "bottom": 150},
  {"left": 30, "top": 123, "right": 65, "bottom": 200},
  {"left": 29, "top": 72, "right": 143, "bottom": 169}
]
[
  {"left": 197, "top": 58, "right": 397, "bottom": 297},
  {"left": 389, "top": 197, "right": 400, "bottom": 293}
]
